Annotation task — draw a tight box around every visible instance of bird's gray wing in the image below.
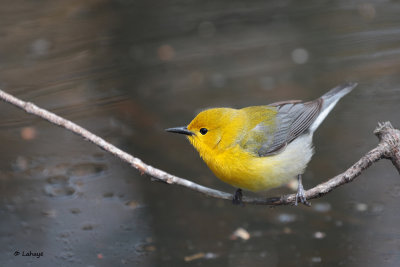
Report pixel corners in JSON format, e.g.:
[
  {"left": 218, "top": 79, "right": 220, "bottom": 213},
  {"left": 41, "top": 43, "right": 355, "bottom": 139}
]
[{"left": 242, "top": 100, "right": 322, "bottom": 157}]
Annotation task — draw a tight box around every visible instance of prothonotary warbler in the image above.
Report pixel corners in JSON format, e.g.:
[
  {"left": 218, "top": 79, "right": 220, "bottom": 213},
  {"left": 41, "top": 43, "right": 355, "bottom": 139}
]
[{"left": 166, "top": 82, "right": 357, "bottom": 205}]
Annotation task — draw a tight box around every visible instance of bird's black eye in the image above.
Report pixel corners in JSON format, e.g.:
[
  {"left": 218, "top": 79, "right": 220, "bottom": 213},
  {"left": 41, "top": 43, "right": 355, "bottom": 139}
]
[{"left": 200, "top": 128, "right": 208, "bottom": 135}]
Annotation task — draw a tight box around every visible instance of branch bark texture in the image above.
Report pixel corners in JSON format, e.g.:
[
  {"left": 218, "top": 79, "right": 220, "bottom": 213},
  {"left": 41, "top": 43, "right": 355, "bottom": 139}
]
[{"left": 0, "top": 89, "right": 399, "bottom": 206}]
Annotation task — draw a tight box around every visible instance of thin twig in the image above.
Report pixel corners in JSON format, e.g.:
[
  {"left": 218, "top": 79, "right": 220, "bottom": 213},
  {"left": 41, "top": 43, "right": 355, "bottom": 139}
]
[{"left": 0, "top": 89, "right": 399, "bottom": 206}]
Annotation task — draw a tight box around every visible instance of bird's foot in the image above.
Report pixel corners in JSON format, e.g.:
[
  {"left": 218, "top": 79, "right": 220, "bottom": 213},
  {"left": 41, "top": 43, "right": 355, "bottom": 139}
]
[
  {"left": 232, "top": 188, "right": 244, "bottom": 206},
  {"left": 295, "top": 175, "right": 311, "bottom": 207}
]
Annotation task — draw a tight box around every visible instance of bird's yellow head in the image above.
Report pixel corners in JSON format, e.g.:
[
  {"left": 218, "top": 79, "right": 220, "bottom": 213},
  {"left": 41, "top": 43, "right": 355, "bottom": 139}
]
[{"left": 166, "top": 108, "right": 243, "bottom": 158}]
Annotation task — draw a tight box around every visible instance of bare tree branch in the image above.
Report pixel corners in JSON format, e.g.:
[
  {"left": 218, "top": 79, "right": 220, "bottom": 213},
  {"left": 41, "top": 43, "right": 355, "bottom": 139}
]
[{"left": 0, "top": 89, "right": 399, "bottom": 206}]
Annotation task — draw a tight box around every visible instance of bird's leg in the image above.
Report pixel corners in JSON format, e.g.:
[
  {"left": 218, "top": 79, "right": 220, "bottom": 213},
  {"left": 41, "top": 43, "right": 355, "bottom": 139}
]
[
  {"left": 295, "top": 174, "right": 311, "bottom": 206},
  {"left": 232, "top": 188, "right": 244, "bottom": 206}
]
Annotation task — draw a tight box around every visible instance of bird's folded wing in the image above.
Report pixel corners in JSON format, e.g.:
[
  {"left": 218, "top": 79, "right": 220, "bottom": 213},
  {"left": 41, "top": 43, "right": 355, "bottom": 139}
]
[{"left": 241, "top": 99, "right": 322, "bottom": 157}]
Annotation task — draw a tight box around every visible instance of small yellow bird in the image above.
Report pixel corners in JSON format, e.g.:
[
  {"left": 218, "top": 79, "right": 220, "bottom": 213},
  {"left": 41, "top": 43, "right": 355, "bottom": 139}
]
[{"left": 166, "top": 83, "right": 357, "bottom": 205}]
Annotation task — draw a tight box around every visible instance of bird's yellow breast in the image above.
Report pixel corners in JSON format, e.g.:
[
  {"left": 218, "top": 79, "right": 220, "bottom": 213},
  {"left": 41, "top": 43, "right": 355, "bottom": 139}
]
[{"left": 197, "top": 134, "right": 314, "bottom": 192}]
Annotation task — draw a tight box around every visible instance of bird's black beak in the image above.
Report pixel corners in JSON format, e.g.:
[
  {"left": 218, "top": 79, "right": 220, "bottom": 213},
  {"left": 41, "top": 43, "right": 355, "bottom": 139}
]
[{"left": 165, "top": 126, "right": 194, "bottom": 136}]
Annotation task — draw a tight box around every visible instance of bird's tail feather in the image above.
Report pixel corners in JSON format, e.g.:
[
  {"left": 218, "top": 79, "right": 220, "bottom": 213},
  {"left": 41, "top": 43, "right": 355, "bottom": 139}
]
[
  {"left": 309, "top": 82, "right": 357, "bottom": 132},
  {"left": 321, "top": 82, "right": 358, "bottom": 107}
]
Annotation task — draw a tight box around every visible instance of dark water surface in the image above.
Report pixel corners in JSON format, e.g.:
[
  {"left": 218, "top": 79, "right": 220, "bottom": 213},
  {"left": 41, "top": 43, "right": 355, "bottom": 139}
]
[{"left": 1, "top": 1, "right": 400, "bottom": 266}]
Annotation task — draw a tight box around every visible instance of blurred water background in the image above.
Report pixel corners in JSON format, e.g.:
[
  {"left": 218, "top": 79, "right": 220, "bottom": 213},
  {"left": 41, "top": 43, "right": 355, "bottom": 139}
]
[{"left": 0, "top": 1, "right": 400, "bottom": 266}]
